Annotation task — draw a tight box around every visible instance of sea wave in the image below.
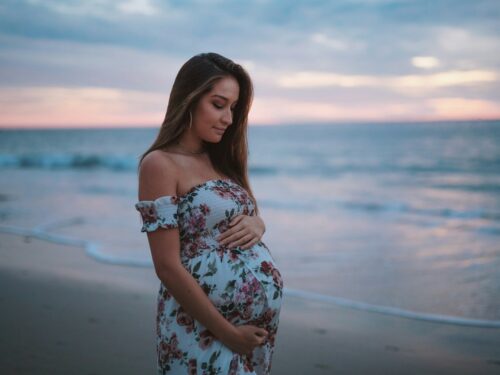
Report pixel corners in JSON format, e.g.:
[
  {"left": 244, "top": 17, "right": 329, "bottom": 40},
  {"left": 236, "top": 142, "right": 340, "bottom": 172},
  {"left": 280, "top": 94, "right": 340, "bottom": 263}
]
[
  {"left": 1, "top": 220, "right": 499, "bottom": 328},
  {"left": 0, "top": 153, "right": 279, "bottom": 175},
  {"left": 0, "top": 153, "right": 136, "bottom": 171},
  {"left": 1, "top": 152, "right": 498, "bottom": 177},
  {"left": 260, "top": 198, "right": 500, "bottom": 224}
]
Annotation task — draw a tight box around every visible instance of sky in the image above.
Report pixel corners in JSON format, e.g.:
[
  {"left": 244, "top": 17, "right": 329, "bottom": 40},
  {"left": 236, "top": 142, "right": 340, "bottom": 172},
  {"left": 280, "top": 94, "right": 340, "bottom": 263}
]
[{"left": 0, "top": 0, "right": 499, "bottom": 128}]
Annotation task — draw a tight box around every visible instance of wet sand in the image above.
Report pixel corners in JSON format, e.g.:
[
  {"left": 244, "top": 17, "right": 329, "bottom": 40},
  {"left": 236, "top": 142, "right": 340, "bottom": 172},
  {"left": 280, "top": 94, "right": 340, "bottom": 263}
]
[{"left": 1, "top": 232, "right": 499, "bottom": 374}]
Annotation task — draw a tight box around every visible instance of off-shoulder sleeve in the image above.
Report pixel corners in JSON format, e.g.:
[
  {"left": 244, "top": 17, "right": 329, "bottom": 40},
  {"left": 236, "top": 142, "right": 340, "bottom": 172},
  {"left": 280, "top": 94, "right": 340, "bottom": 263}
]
[{"left": 134, "top": 195, "right": 180, "bottom": 233}]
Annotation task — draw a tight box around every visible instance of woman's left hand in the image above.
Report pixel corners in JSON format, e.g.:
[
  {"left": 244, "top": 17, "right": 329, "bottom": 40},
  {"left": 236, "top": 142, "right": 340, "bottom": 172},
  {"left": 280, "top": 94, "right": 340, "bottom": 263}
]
[{"left": 217, "top": 214, "right": 265, "bottom": 250}]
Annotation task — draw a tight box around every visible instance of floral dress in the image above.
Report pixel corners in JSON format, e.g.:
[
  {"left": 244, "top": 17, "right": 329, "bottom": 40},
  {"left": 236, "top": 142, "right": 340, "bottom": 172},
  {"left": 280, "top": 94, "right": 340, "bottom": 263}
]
[{"left": 135, "top": 178, "right": 283, "bottom": 374}]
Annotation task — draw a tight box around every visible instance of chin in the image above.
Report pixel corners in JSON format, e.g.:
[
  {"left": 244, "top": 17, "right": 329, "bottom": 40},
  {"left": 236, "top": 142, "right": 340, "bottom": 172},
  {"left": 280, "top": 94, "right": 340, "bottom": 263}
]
[{"left": 203, "top": 135, "right": 223, "bottom": 144}]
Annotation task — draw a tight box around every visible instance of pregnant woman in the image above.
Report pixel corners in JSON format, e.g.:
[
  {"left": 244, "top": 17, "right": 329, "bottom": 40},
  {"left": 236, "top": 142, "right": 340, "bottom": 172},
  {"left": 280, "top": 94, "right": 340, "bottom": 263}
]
[{"left": 135, "top": 52, "right": 283, "bottom": 374}]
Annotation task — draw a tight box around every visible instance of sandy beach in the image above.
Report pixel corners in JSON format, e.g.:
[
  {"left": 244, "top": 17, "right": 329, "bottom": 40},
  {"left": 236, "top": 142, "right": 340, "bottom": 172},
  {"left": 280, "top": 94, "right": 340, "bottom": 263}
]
[{"left": 1, "top": 232, "right": 499, "bottom": 375}]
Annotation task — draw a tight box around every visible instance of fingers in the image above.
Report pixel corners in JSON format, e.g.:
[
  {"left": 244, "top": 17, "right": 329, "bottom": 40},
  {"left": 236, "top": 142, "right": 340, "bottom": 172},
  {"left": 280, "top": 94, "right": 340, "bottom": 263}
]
[
  {"left": 217, "top": 215, "right": 264, "bottom": 250},
  {"left": 229, "top": 215, "right": 245, "bottom": 227},
  {"left": 231, "top": 233, "right": 260, "bottom": 250},
  {"left": 228, "top": 233, "right": 254, "bottom": 248},
  {"left": 218, "top": 228, "right": 248, "bottom": 246},
  {"left": 217, "top": 223, "right": 245, "bottom": 243},
  {"left": 218, "top": 226, "right": 260, "bottom": 248},
  {"left": 258, "top": 328, "right": 269, "bottom": 337},
  {"left": 253, "top": 328, "right": 268, "bottom": 338},
  {"left": 240, "top": 237, "right": 259, "bottom": 250},
  {"left": 254, "top": 329, "right": 269, "bottom": 345},
  {"left": 217, "top": 215, "right": 248, "bottom": 242},
  {"left": 235, "top": 326, "right": 268, "bottom": 353}
]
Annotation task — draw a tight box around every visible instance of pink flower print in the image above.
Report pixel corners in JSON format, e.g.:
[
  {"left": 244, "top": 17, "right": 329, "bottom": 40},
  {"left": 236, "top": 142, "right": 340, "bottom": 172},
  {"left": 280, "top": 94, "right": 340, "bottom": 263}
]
[
  {"left": 241, "top": 304, "right": 253, "bottom": 320},
  {"left": 234, "top": 280, "right": 254, "bottom": 304},
  {"left": 199, "top": 329, "right": 214, "bottom": 350},
  {"left": 187, "top": 209, "right": 206, "bottom": 233},
  {"left": 272, "top": 268, "right": 283, "bottom": 289},
  {"left": 241, "top": 283, "right": 250, "bottom": 294},
  {"left": 260, "top": 261, "right": 273, "bottom": 276},
  {"left": 199, "top": 203, "right": 210, "bottom": 215},
  {"left": 158, "top": 299, "right": 165, "bottom": 315},
  {"left": 158, "top": 333, "right": 183, "bottom": 364},
  {"left": 169, "top": 333, "right": 183, "bottom": 360},
  {"left": 161, "top": 288, "right": 172, "bottom": 300},
  {"left": 176, "top": 307, "right": 195, "bottom": 333},
  {"left": 261, "top": 308, "right": 275, "bottom": 325},
  {"left": 184, "top": 242, "right": 199, "bottom": 259},
  {"left": 229, "top": 354, "right": 239, "bottom": 375},
  {"left": 242, "top": 351, "right": 255, "bottom": 372},
  {"left": 227, "top": 249, "right": 240, "bottom": 262},
  {"left": 212, "top": 185, "right": 238, "bottom": 200},
  {"left": 188, "top": 358, "right": 197, "bottom": 375},
  {"left": 156, "top": 316, "right": 161, "bottom": 337},
  {"left": 137, "top": 203, "right": 158, "bottom": 225}
]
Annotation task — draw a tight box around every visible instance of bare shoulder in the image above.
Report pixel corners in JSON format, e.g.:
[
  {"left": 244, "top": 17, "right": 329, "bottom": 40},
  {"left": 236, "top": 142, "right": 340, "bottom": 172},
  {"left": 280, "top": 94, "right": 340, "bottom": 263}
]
[
  {"left": 138, "top": 150, "right": 179, "bottom": 200},
  {"left": 139, "top": 149, "right": 178, "bottom": 176}
]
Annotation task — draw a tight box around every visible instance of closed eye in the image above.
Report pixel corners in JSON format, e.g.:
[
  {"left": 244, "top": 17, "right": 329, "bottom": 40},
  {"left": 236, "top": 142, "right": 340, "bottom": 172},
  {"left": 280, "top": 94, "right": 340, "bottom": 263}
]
[{"left": 214, "top": 103, "right": 236, "bottom": 111}]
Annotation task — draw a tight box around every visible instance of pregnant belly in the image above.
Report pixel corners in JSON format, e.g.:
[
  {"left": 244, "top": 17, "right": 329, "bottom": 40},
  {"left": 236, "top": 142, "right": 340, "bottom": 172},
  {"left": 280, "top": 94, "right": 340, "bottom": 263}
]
[{"left": 185, "top": 242, "right": 283, "bottom": 326}]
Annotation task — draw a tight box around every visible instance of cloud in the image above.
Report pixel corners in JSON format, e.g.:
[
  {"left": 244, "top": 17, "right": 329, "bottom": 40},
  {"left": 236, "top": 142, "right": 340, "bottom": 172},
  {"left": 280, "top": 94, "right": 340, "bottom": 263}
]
[
  {"left": 26, "top": 0, "right": 160, "bottom": 18},
  {"left": 428, "top": 97, "right": 500, "bottom": 119},
  {"left": 310, "top": 32, "right": 365, "bottom": 52},
  {"left": 411, "top": 56, "right": 440, "bottom": 69},
  {"left": 276, "top": 69, "right": 499, "bottom": 94},
  {"left": 277, "top": 71, "right": 379, "bottom": 88},
  {"left": 251, "top": 95, "right": 500, "bottom": 124},
  {"left": 0, "top": 0, "right": 499, "bottom": 126},
  {"left": 392, "top": 70, "right": 498, "bottom": 90},
  {"left": 118, "top": 0, "right": 157, "bottom": 16},
  {"left": 436, "top": 26, "right": 500, "bottom": 54},
  {"left": 0, "top": 34, "right": 185, "bottom": 92},
  {"left": 250, "top": 96, "right": 431, "bottom": 124},
  {"left": 0, "top": 86, "right": 167, "bottom": 127}
]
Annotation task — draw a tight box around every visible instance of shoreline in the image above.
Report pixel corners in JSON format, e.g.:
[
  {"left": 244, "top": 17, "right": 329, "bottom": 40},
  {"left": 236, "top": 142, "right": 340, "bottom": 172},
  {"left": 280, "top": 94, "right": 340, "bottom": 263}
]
[
  {"left": 3, "top": 223, "right": 498, "bottom": 328},
  {"left": 1, "top": 233, "right": 499, "bottom": 374}
]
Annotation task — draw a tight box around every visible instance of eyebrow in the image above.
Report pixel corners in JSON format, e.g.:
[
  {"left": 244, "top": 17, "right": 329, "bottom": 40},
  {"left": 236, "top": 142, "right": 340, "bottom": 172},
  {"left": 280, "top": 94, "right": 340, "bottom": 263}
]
[{"left": 211, "top": 94, "right": 238, "bottom": 104}]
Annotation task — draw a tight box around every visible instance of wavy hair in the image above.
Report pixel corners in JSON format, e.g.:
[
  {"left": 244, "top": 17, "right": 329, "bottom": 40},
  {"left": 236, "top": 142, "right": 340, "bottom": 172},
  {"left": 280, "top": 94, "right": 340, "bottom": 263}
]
[{"left": 138, "top": 52, "right": 258, "bottom": 213}]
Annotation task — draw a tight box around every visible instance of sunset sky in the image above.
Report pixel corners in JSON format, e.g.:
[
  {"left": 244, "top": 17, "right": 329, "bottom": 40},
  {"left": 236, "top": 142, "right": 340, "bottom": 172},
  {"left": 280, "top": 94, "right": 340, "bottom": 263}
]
[{"left": 1, "top": 0, "right": 499, "bottom": 128}]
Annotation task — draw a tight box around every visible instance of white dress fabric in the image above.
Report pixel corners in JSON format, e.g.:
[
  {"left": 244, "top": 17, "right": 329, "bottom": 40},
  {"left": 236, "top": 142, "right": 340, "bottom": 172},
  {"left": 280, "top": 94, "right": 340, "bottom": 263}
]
[{"left": 135, "top": 178, "right": 283, "bottom": 374}]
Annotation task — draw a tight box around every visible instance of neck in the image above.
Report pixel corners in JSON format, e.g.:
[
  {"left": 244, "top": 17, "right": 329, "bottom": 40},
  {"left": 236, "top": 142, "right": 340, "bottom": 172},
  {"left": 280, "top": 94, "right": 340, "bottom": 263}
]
[{"left": 177, "top": 132, "right": 205, "bottom": 154}]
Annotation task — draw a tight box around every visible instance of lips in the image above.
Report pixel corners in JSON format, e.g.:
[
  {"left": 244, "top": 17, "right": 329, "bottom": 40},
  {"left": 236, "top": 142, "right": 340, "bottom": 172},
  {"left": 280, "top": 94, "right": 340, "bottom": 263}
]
[{"left": 213, "top": 127, "right": 226, "bottom": 133}]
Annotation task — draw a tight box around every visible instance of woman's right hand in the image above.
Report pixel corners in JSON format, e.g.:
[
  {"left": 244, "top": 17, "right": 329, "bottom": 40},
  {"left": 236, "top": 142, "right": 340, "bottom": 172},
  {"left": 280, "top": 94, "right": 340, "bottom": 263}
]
[{"left": 222, "top": 324, "right": 269, "bottom": 356}]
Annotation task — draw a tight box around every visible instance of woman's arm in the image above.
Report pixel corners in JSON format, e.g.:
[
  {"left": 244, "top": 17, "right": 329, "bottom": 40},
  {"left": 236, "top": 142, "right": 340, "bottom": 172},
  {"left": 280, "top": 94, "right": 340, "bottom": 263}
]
[{"left": 138, "top": 151, "right": 267, "bottom": 354}]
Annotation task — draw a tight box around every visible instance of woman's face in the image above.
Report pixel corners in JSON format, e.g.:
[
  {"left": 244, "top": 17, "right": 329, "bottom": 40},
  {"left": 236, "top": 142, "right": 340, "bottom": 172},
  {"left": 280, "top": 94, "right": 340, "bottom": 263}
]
[{"left": 191, "top": 75, "right": 240, "bottom": 143}]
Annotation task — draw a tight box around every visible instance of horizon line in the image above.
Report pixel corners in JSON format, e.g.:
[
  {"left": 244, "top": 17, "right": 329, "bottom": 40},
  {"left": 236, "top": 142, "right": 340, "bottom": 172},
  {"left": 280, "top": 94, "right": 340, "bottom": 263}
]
[{"left": 1, "top": 118, "right": 499, "bottom": 130}]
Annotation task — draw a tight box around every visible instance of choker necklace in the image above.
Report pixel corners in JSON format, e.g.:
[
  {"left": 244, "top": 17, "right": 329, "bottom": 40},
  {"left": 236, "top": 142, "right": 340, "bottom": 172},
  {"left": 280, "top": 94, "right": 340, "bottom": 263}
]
[{"left": 176, "top": 141, "right": 206, "bottom": 155}]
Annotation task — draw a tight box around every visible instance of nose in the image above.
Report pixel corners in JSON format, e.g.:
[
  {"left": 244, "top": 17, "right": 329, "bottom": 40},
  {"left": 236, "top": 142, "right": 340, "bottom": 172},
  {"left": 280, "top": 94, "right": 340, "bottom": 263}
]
[{"left": 221, "top": 108, "right": 232, "bottom": 126}]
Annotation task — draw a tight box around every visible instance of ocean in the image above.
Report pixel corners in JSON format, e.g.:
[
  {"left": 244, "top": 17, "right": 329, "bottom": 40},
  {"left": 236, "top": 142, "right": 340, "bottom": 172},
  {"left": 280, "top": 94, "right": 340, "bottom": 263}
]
[{"left": 1, "top": 121, "right": 499, "bottom": 324}]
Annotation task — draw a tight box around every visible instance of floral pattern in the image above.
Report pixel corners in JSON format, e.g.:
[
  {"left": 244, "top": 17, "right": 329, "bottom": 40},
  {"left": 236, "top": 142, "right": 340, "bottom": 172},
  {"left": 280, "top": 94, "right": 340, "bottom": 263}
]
[
  {"left": 135, "top": 195, "right": 180, "bottom": 232},
  {"left": 135, "top": 178, "right": 283, "bottom": 374}
]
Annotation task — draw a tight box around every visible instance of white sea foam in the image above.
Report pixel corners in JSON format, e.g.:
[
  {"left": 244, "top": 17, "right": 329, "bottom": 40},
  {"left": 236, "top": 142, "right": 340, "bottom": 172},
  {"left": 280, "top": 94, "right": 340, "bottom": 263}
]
[{"left": 2, "top": 220, "right": 500, "bottom": 329}]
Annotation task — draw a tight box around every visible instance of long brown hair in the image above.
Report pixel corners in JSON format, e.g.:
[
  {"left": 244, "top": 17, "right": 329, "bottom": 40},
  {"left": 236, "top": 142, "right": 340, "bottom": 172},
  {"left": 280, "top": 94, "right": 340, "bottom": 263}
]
[{"left": 138, "top": 52, "right": 259, "bottom": 214}]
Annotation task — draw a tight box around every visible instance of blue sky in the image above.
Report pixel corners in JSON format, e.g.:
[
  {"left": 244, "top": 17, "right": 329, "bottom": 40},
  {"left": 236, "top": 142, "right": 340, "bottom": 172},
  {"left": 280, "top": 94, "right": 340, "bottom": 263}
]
[{"left": 0, "top": 0, "right": 499, "bottom": 127}]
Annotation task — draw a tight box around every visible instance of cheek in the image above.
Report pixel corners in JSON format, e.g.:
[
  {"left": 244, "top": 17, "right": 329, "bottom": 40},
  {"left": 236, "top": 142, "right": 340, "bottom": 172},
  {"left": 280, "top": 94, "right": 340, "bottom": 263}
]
[{"left": 196, "top": 103, "right": 218, "bottom": 124}]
